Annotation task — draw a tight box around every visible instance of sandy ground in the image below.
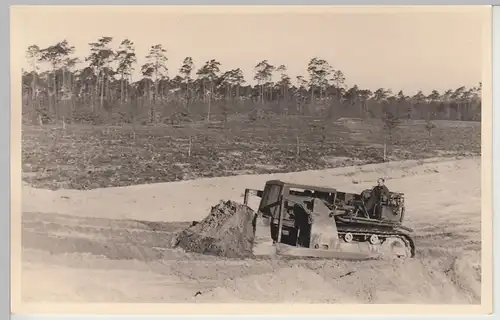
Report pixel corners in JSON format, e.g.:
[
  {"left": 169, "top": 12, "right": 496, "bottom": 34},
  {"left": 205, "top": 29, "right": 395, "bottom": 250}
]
[{"left": 20, "top": 156, "right": 482, "bottom": 304}]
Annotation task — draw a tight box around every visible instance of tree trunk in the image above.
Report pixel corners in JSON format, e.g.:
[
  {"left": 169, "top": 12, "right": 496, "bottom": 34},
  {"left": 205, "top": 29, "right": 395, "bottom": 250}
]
[
  {"left": 261, "top": 83, "right": 264, "bottom": 104},
  {"left": 31, "top": 71, "right": 36, "bottom": 100},
  {"left": 62, "top": 68, "right": 67, "bottom": 120},
  {"left": 120, "top": 73, "right": 124, "bottom": 104},
  {"left": 185, "top": 81, "right": 190, "bottom": 110},
  {"left": 53, "top": 69, "right": 58, "bottom": 119},
  {"left": 31, "top": 71, "right": 38, "bottom": 122},
  {"left": 207, "top": 83, "right": 212, "bottom": 122},
  {"left": 100, "top": 73, "right": 105, "bottom": 110},
  {"left": 125, "top": 77, "right": 129, "bottom": 102}
]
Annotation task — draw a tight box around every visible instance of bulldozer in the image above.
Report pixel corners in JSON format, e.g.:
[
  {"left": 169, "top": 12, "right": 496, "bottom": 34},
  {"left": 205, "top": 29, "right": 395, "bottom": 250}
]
[{"left": 244, "top": 180, "right": 416, "bottom": 260}]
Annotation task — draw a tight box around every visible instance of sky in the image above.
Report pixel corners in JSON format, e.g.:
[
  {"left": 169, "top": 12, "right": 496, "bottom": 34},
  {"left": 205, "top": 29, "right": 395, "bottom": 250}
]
[{"left": 11, "top": 5, "right": 488, "bottom": 95}]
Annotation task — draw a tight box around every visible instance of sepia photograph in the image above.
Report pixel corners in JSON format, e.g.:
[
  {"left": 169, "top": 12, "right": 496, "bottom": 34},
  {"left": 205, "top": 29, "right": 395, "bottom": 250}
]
[{"left": 10, "top": 4, "right": 493, "bottom": 313}]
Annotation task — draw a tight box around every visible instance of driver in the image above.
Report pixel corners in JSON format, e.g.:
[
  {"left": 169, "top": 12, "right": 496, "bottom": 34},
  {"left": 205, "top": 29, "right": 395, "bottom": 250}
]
[
  {"left": 373, "top": 178, "right": 390, "bottom": 199},
  {"left": 366, "top": 178, "right": 390, "bottom": 217}
]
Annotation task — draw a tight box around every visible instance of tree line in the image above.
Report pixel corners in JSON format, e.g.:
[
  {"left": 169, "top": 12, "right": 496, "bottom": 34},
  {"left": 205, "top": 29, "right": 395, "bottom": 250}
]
[{"left": 22, "top": 37, "right": 482, "bottom": 126}]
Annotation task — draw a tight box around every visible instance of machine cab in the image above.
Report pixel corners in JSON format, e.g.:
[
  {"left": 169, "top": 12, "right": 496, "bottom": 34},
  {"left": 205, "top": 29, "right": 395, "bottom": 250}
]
[
  {"left": 255, "top": 180, "right": 337, "bottom": 221},
  {"left": 257, "top": 181, "right": 284, "bottom": 220}
]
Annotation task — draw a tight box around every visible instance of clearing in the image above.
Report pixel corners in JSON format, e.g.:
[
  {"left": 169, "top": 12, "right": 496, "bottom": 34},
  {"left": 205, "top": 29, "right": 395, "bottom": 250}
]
[{"left": 21, "top": 156, "right": 481, "bottom": 304}]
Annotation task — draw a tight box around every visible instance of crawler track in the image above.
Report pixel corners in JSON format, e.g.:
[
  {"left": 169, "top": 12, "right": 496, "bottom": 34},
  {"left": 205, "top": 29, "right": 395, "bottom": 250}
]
[{"left": 335, "top": 225, "right": 416, "bottom": 258}]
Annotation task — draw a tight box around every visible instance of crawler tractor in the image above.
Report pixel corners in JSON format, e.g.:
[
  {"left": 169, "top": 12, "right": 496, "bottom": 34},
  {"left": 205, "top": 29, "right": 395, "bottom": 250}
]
[{"left": 244, "top": 180, "right": 416, "bottom": 260}]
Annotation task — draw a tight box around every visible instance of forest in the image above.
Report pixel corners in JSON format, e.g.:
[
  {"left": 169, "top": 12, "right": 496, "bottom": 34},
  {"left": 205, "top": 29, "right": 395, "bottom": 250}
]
[{"left": 21, "top": 37, "right": 482, "bottom": 126}]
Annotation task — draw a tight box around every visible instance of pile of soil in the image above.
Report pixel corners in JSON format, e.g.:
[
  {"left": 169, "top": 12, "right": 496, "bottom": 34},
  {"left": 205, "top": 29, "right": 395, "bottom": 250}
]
[{"left": 173, "top": 200, "right": 258, "bottom": 258}]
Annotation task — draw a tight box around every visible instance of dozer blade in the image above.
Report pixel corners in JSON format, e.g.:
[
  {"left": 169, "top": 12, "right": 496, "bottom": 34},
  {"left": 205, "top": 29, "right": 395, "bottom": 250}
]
[
  {"left": 275, "top": 243, "right": 378, "bottom": 260},
  {"left": 309, "top": 198, "right": 340, "bottom": 250},
  {"left": 252, "top": 214, "right": 278, "bottom": 257}
]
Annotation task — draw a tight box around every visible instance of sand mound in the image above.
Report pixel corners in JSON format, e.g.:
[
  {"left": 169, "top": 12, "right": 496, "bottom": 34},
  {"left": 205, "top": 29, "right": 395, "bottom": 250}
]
[
  {"left": 192, "top": 253, "right": 482, "bottom": 304},
  {"left": 312, "top": 252, "right": 482, "bottom": 304},
  {"left": 173, "top": 200, "right": 257, "bottom": 258},
  {"left": 194, "top": 265, "right": 354, "bottom": 303}
]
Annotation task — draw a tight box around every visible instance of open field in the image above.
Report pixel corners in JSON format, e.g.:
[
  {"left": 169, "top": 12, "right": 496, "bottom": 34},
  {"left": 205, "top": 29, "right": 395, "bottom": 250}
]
[
  {"left": 21, "top": 117, "right": 481, "bottom": 190},
  {"left": 21, "top": 156, "right": 481, "bottom": 304}
]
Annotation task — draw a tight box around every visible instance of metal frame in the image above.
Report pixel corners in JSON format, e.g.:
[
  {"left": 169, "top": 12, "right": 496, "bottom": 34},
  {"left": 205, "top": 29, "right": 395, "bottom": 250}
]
[
  {"left": 244, "top": 180, "right": 340, "bottom": 246},
  {"left": 264, "top": 180, "right": 338, "bottom": 194}
]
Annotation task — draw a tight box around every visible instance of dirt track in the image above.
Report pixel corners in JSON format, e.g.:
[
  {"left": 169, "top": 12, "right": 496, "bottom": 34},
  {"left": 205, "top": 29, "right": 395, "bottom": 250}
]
[{"left": 20, "top": 157, "right": 482, "bottom": 304}]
